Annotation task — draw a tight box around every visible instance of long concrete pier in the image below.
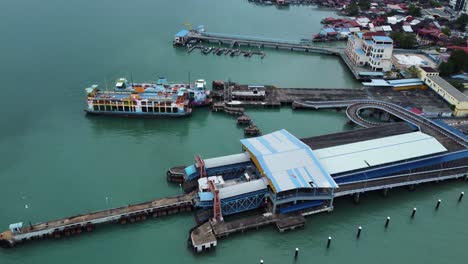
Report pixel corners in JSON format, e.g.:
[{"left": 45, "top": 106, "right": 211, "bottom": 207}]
[
  {"left": 185, "top": 31, "right": 341, "bottom": 55},
  {"left": 0, "top": 194, "right": 194, "bottom": 248}
]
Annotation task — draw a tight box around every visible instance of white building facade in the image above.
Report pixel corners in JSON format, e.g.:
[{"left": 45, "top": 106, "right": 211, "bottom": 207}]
[{"left": 345, "top": 33, "right": 394, "bottom": 72}]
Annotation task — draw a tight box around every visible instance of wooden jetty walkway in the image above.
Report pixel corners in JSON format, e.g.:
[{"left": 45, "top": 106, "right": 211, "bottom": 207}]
[
  {"left": 185, "top": 31, "right": 341, "bottom": 55},
  {"left": 0, "top": 194, "right": 194, "bottom": 247}
]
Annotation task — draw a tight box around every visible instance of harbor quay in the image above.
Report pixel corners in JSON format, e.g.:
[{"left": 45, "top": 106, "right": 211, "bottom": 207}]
[{"left": 3, "top": 97, "right": 467, "bottom": 251}]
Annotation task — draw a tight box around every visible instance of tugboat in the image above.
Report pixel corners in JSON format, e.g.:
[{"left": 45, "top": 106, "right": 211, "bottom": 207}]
[
  {"left": 244, "top": 124, "right": 261, "bottom": 136},
  {"left": 237, "top": 115, "right": 252, "bottom": 125}
]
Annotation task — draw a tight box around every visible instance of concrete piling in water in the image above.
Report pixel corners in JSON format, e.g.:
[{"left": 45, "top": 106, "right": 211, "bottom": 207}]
[
  {"left": 436, "top": 199, "right": 441, "bottom": 210},
  {"left": 382, "top": 188, "right": 388, "bottom": 197},
  {"left": 327, "top": 236, "right": 332, "bottom": 248},
  {"left": 260, "top": 260, "right": 264, "bottom": 264},
  {"left": 294, "top": 248, "right": 299, "bottom": 259},
  {"left": 459, "top": 192, "right": 464, "bottom": 202},
  {"left": 411, "top": 208, "right": 417, "bottom": 218},
  {"left": 353, "top": 193, "right": 360, "bottom": 204},
  {"left": 385, "top": 217, "right": 390, "bottom": 228},
  {"left": 357, "top": 226, "right": 362, "bottom": 238}
]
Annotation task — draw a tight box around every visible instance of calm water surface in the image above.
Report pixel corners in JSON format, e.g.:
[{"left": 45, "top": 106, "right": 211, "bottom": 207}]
[{"left": 0, "top": 1, "right": 466, "bottom": 263}]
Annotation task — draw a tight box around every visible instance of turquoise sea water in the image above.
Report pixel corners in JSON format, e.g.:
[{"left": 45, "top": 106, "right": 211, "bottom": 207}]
[{"left": 0, "top": 1, "right": 466, "bottom": 263}]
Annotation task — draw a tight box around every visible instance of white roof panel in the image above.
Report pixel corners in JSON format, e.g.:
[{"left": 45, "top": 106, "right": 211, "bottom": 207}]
[
  {"left": 402, "top": 25, "right": 413, "bottom": 32},
  {"left": 219, "top": 178, "right": 267, "bottom": 199},
  {"left": 382, "top": 25, "right": 393, "bottom": 32},
  {"left": 203, "top": 152, "right": 250, "bottom": 169},
  {"left": 314, "top": 132, "right": 447, "bottom": 175}
]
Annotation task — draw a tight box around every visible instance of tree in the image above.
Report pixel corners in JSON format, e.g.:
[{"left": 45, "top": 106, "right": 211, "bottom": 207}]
[
  {"left": 390, "top": 32, "right": 417, "bottom": 49},
  {"left": 407, "top": 4, "right": 421, "bottom": 17},
  {"left": 407, "top": 66, "right": 421, "bottom": 78},
  {"left": 430, "top": 0, "right": 442, "bottom": 7},
  {"left": 450, "top": 37, "right": 467, "bottom": 46},
  {"left": 449, "top": 81, "right": 465, "bottom": 92},
  {"left": 358, "top": 0, "right": 371, "bottom": 11},
  {"left": 441, "top": 26, "right": 451, "bottom": 37},
  {"left": 439, "top": 61, "right": 455, "bottom": 76},
  {"left": 345, "top": 1, "right": 360, "bottom": 16},
  {"left": 454, "top": 14, "right": 468, "bottom": 32},
  {"left": 439, "top": 50, "right": 468, "bottom": 76}
]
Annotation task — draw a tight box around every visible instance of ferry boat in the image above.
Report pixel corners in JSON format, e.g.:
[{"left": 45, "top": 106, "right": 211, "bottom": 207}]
[
  {"left": 114, "top": 77, "right": 211, "bottom": 106},
  {"left": 84, "top": 85, "right": 192, "bottom": 118}
]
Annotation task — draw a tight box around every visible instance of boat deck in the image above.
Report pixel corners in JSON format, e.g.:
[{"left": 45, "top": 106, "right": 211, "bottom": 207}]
[{"left": 94, "top": 91, "right": 182, "bottom": 101}]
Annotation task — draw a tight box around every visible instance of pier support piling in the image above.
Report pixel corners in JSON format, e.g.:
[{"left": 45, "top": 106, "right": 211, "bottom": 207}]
[
  {"left": 411, "top": 208, "right": 417, "bottom": 218},
  {"left": 295, "top": 248, "right": 299, "bottom": 259},
  {"left": 436, "top": 199, "right": 441, "bottom": 210},
  {"left": 385, "top": 217, "right": 390, "bottom": 228},
  {"left": 382, "top": 188, "right": 389, "bottom": 197},
  {"left": 459, "top": 192, "right": 464, "bottom": 202},
  {"left": 357, "top": 226, "right": 362, "bottom": 238},
  {"left": 353, "top": 193, "right": 360, "bottom": 204},
  {"left": 327, "top": 236, "right": 332, "bottom": 248}
]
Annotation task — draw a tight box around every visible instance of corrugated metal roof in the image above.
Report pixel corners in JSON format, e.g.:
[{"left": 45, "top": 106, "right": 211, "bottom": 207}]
[
  {"left": 372, "top": 36, "right": 393, "bottom": 42},
  {"left": 427, "top": 75, "right": 468, "bottom": 102},
  {"left": 393, "top": 82, "right": 424, "bottom": 87},
  {"left": 203, "top": 152, "right": 251, "bottom": 169},
  {"left": 387, "top": 78, "right": 422, "bottom": 84},
  {"left": 241, "top": 130, "right": 337, "bottom": 192},
  {"left": 402, "top": 25, "right": 413, "bottom": 32},
  {"left": 219, "top": 178, "right": 267, "bottom": 199},
  {"left": 175, "top": 29, "right": 189, "bottom": 37},
  {"left": 314, "top": 132, "right": 448, "bottom": 175},
  {"left": 359, "top": 72, "right": 385, "bottom": 76},
  {"left": 362, "top": 79, "right": 392, "bottom": 87}
]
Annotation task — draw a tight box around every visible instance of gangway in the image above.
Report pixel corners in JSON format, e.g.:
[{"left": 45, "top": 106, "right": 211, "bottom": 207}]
[
  {"left": 208, "top": 180, "right": 223, "bottom": 222},
  {"left": 195, "top": 155, "right": 206, "bottom": 178}
]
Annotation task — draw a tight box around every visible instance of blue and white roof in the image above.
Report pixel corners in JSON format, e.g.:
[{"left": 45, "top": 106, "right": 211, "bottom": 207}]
[{"left": 240, "top": 129, "right": 338, "bottom": 193}]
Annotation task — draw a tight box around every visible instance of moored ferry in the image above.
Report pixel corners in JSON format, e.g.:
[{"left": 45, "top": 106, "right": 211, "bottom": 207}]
[
  {"left": 85, "top": 84, "right": 192, "bottom": 118},
  {"left": 114, "top": 77, "right": 211, "bottom": 106}
]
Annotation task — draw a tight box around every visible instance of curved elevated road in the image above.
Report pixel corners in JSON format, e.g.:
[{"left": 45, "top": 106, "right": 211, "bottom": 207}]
[{"left": 293, "top": 100, "right": 468, "bottom": 150}]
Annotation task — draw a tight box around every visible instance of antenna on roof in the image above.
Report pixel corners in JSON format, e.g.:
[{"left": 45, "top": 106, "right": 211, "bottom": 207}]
[
  {"left": 104, "top": 78, "right": 108, "bottom": 92},
  {"left": 188, "top": 71, "right": 191, "bottom": 87}
]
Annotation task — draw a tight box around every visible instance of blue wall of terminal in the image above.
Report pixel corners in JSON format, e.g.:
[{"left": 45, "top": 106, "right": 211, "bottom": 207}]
[
  {"left": 196, "top": 189, "right": 268, "bottom": 215},
  {"left": 335, "top": 150, "right": 468, "bottom": 184}
]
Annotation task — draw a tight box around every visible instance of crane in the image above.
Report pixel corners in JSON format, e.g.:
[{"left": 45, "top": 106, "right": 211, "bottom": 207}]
[
  {"left": 208, "top": 179, "right": 223, "bottom": 223},
  {"left": 195, "top": 155, "right": 206, "bottom": 178}
]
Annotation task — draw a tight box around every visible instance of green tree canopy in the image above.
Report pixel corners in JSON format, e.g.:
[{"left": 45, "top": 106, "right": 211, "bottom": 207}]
[
  {"left": 407, "top": 4, "right": 421, "bottom": 17},
  {"left": 439, "top": 50, "right": 468, "bottom": 76},
  {"left": 454, "top": 14, "right": 468, "bottom": 32},
  {"left": 358, "top": 0, "right": 371, "bottom": 11},
  {"left": 441, "top": 26, "right": 451, "bottom": 36},
  {"left": 345, "top": 1, "right": 360, "bottom": 16},
  {"left": 390, "top": 32, "right": 417, "bottom": 49}
]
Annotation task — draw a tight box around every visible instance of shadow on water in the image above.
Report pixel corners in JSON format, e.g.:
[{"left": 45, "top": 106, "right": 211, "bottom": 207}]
[{"left": 84, "top": 115, "right": 192, "bottom": 138}]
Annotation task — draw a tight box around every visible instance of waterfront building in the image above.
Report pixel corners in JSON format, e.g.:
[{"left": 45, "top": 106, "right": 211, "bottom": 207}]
[
  {"left": 419, "top": 66, "right": 468, "bottom": 117},
  {"left": 345, "top": 33, "right": 394, "bottom": 72}
]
